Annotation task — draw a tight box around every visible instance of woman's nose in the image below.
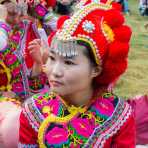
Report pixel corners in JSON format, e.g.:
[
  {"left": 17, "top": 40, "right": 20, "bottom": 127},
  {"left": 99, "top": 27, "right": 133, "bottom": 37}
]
[{"left": 52, "top": 62, "right": 64, "bottom": 78}]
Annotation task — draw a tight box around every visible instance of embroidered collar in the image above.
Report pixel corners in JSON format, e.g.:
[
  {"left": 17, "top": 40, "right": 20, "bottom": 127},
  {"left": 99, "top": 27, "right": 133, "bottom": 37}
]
[{"left": 23, "top": 91, "right": 132, "bottom": 147}]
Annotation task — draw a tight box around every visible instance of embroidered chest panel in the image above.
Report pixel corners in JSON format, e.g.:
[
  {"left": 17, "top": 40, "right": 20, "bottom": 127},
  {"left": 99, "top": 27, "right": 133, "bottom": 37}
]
[{"left": 23, "top": 92, "right": 132, "bottom": 147}]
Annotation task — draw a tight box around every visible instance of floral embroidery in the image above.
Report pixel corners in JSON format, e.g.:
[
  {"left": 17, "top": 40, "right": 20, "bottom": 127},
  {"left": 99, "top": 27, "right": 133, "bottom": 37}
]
[
  {"left": 34, "top": 4, "right": 48, "bottom": 19},
  {"left": 82, "top": 20, "right": 95, "bottom": 33},
  {"left": 91, "top": 97, "right": 115, "bottom": 118},
  {"left": 29, "top": 72, "right": 48, "bottom": 91},
  {"left": 70, "top": 118, "right": 95, "bottom": 138},
  {"left": 24, "top": 92, "right": 132, "bottom": 147},
  {"left": 45, "top": 127, "right": 69, "bottom": 145}
]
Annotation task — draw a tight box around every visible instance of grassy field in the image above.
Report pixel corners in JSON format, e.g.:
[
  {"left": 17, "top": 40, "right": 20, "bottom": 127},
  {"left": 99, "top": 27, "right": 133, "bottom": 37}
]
[{"left": 114, "top": 0, "right": 148, "bottom": 98}]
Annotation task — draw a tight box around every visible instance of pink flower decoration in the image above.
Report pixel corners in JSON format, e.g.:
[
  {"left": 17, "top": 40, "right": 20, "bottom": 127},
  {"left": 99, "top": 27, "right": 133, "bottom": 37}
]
[
  {"left": 70, "top": 118, "right": 94, "bottom": 138},
  {"left": 1, "top": 24, "right": 11, "bottom": 32},
  {"left": 11, "top": 33, "right": 20, "bottom": 43},
  {"left": 94, "top": 98, "right": 114, "bottom": 116},
  {"left": 45, "top": 127, "right": 68, "bottom": 144},
  {"left": 12, "top": 82, "right": 24, "bottom": 93},
  {"left": 12, "top": 66, "right": 21, "bottom": 77},
  {"left": 35, "top": 5, "right": 46, "bottom": 17},
  {"left": 42, "top": 99, "right": 60, "bottom": 117},
  {"left": 5, "top": 54, "right": 17, "bottom": 65},
  {"left": 19, "top": 22, "right": 25, "bottom": 28}
]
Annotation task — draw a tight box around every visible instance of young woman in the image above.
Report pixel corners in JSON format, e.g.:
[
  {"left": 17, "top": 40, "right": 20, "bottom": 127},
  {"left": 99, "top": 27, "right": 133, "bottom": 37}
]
[{"left": 18, "top": 0, "right": 135, "bottom": 147}]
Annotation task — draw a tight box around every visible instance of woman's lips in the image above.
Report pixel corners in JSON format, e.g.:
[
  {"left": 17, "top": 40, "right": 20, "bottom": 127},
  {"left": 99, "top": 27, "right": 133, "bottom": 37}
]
[{"left": 50, "top": 80, "right": 63, "bottom": 87}]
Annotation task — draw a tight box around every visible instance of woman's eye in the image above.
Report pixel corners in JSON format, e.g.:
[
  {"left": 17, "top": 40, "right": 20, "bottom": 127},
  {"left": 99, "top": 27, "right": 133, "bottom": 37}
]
[
  {"left": 49, "top": 55, "right": 55, "bottom": 61},
  {"left": 64, "top": 60, "right": 75, "bottom": 65}
]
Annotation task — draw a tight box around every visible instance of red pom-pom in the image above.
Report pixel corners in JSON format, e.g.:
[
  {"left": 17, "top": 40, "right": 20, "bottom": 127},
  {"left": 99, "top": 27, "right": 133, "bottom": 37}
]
[
  {"left": 113, "top": 25, "right": 132, "bottom": 42},
  {"left": 57, "top": 15, "right": 70, "bottom": 29},
  {"left": 112, "top": 2, "right": 122, "bottom": 11},
  {"left": 96, "top": 59, "right": 127, "bottom": 86},
  {"left": 104, "top": 9, "right": 124, "bottom": 28},
  {"left": 108, "top": 41, "right": 129, "bottom": 60}
]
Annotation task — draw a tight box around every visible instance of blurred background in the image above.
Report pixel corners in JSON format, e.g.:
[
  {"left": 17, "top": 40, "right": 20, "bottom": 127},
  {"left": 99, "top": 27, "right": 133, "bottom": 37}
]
[{"left": 114, "top": 0, "right": 148, "bottom": 98}]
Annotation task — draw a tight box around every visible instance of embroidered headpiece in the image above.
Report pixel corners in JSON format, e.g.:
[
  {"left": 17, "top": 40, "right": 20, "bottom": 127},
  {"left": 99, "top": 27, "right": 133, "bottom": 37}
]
[{"left": 48, "top": 0, "right": 132, "bottom": 86}]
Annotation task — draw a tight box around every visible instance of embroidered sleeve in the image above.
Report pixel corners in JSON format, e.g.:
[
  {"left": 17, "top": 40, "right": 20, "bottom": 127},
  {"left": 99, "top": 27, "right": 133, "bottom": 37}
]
[
  {"left": 19, "top": 111, "right": 38, "bottom": 147},
  {"left": 28, "top": 72, "right": 48, "bottom": 92},
  {"left": 111, "top": 113, "right": 136, "bottom": 147}
]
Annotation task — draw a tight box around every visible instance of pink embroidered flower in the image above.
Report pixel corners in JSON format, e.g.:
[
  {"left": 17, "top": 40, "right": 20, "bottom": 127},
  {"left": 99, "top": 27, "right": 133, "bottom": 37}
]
[
  {"left": 35, "top": 5, "right": 46, "bottom": 17},
  {"left": 11, "top": 47, "right": 16, "bottom": 52},
  {"left": 45, "top": 127, "right": 68, "bottom": 144},
  {"left": 11, "top": 33, "right": 20, "bottom": 43},
  {"left": 5, "top": 54, "right": 17, "bottom": 65},
  {"left": 12, "top": 66, "right": 21, "bottom": 77},
  {"left": 41, "top": 99, "right": 60, "bottom": 117},
  {"left": 70, "top": 118, "right": 94, "bottom": 138},
  {"left": 12, "top": 82, "right": 24, "bottom": 93},
  {"left": 19, "top": 22, "right": 25, "bottom": 29},
  {"left": 94, "top": 98, "right": 114, "bottom": 116},
  {"left": 1, "top": 24, "right": 10, "bottom": 32}
]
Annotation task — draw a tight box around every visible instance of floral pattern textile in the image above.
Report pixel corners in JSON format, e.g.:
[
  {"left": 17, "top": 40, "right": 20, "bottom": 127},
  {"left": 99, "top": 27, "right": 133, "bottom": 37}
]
[
  {"left": 20, "top": 91, "right": 133, "bottom": 147},
  {"left": 0, "top": 22, "right": 23, "bottom": 94},
  {"left": 0, "top": 21, "right": 47, "bottom": 100}
]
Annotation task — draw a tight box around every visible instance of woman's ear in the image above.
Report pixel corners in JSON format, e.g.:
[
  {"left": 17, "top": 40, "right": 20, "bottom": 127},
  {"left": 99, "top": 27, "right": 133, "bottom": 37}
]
[{"left": 91, "top": 66, "right": 101, "bottom": 78}]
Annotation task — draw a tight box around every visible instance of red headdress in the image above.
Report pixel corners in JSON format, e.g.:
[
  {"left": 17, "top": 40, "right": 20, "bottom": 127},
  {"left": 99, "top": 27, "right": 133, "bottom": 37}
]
[{"left": 48, "top": 0, "right": 132, "bottom": 87}]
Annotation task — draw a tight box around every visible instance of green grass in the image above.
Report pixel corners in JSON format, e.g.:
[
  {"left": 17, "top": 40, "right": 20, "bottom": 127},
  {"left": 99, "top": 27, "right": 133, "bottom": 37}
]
[{"left": 114, "top": 0, "right": 148, "bottom": 98}]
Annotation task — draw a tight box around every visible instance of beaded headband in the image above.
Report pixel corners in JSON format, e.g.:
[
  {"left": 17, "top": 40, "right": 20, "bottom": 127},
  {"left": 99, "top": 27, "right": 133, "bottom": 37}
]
[{"left": 51, "top": 0, "right": 115, "bottom": 65}]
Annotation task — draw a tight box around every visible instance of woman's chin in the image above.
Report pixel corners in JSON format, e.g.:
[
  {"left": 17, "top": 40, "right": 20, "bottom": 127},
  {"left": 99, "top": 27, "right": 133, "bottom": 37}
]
[{"left": 50, "top": 87, "right": 65, "bottom": 96}]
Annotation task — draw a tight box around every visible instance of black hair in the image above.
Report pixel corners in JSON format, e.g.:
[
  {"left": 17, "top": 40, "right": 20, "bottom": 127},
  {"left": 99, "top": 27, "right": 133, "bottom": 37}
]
[
  {"left": 53, "top": 1, "right": 72, "bottom": 15},
  {"left": 77, "top": 40, "right": 100, "bottom": 90},
  {"left": 77, "top": 40, "right": 98, "bottom": 67}
]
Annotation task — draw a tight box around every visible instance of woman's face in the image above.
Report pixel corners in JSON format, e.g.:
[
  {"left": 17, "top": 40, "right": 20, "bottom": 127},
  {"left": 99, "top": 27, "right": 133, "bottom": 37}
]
[
  {"left": 5, "top": 3, "right": 21, "bottom": 26},
  {"left": 45, "top": 43, "right": 98, "bottom": 97}
]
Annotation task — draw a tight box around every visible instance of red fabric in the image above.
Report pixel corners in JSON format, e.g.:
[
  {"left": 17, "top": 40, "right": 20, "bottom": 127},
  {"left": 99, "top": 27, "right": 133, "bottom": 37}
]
[
  {"left": 112, "top": 2, "right": 122, "bottom": 11},
  {"left": 19, "top": 112, "right": 37, "bottom": 144},
  {"left": 46, "top": 0, "right": 56, "bottom": 8},
  {"left": 104, "top": 115, "right": 136, "bottom": 148},
  {"left": 24, "top": 22, "right": 37, "bottom": 69},
  {"left": 128, "top": 96, "right": 148, "bottom": 145}
]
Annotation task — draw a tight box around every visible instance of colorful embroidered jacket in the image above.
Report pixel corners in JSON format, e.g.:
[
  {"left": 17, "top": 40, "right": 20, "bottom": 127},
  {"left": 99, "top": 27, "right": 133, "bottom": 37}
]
[
  {"left": 19, "top": 92, "right": 135, "bottom": 148},
  {"left": 0, "top": 20, "right": 47, "bottom": 100},
  {"left": 0, "top": 21, "right": 24, "bottom": 96}
]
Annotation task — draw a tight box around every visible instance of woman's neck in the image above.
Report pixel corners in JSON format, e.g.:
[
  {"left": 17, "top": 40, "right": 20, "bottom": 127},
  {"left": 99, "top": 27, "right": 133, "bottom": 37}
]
[{"left": 63, "top": 86, "right": 94, "bottom": 107}]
